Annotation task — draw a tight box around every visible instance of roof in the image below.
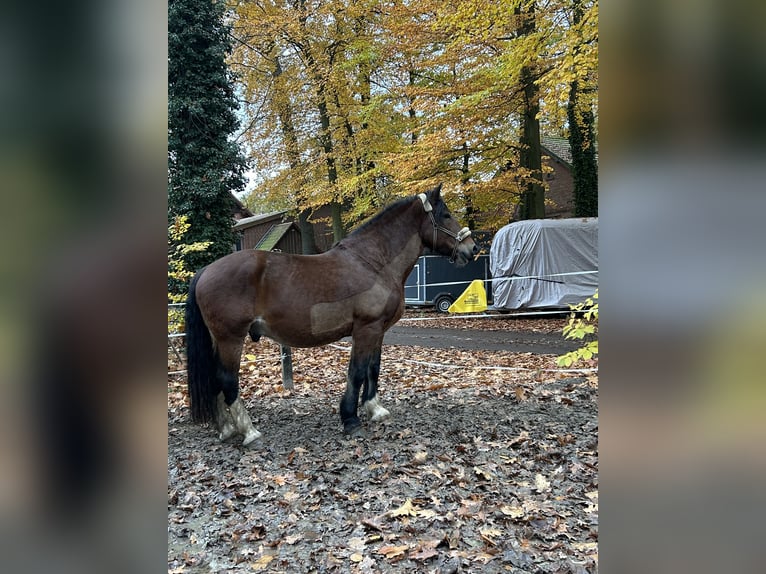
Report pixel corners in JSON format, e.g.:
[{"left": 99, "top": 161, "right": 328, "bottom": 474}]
[
  {"left": 230, "top": 193, "right": 254, "bottom": 218},
  {"left": 541, "top": 136, "right": 572, "bottom": 165},
  {"left": 255, "top": 222, "right": 298, "bottom": 251},
  {"left": 541, "top": 136, "right": 599, "bottom": 167},
  {"left": 232, "top": 211, "right": 287, "bottom": 230}
]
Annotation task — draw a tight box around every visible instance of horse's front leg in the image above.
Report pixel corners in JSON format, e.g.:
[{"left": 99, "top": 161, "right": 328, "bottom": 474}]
[
  {"left": 341, "top": 331, "right": 388, "bottom": 435},
  {"left": 340, "top": 347, "right": 367, "bottom": 436},
  {"left": 361, "top": 346, "right": 390, "bottom": 422}
]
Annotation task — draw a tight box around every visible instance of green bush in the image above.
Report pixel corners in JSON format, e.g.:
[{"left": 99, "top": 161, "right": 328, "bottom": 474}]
[{"left": 557, "top": 290, "right": 598, "bottom": 367}]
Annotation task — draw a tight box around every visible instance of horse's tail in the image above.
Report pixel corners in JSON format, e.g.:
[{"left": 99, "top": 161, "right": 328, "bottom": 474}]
[{"left": 185, "top": 270, "right": 219, "bottom": 424}]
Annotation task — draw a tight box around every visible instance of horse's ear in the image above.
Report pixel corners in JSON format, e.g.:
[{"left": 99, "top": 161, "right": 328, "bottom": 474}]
[{"left": 428, "top": 183, "right": 443, "bottom": 203}]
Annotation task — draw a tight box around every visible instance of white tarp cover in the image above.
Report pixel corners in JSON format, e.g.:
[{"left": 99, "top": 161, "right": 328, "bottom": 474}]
[{"left": 490, "top": 218, "right": 598, "bottom": 310}]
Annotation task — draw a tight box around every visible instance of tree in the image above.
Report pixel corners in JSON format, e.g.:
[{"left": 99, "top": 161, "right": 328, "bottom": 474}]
[
  {"left": 567, "top": 0, "right": 598, "bottom": 217},
  {"left": 168, "top": 0, "right": 248, "bottom": 284},
  {"left": 516, "top": 2, "right": 546, "bottom": 220},
  {"left": 230, "top": 0, "right": 598, "bottom": 234}
]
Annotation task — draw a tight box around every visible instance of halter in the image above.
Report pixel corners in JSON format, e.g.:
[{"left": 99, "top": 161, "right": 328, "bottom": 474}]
[{"left": 417, "top": 193, "right": 472, "bottom": 262}]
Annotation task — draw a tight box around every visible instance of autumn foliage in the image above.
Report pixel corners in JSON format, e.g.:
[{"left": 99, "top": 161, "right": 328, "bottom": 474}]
[{"left": 230, "top": 0, "right": 598, "bottom": 231}]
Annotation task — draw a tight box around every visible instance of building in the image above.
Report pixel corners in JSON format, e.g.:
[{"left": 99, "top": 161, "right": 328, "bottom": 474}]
[{"left": 232, "top": 211, "right": 303, "bottom": 253}]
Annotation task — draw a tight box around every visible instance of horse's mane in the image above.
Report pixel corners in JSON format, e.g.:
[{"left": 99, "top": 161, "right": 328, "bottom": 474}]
[
  {"left": 344, "top": 196, "right": 412, "bottom": 239},
  {"left": 341, "top": 190, "right": 446, "bottom": 241}
]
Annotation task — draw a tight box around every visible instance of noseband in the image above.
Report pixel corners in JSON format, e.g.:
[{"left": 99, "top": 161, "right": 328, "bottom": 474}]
[{"left": 418, "top": 193, "right": 471, "bottom": 262}]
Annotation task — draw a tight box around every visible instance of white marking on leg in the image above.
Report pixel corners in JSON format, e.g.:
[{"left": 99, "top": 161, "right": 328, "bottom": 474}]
[
  {"left": 229, "top": 397, "right": 262, "bottom": 446},
  {"left": 364, "top": 395, "right": 390, "bottom": 422},
  {"left": 217, "top": 393, "right": 237, "bottom": 441}
]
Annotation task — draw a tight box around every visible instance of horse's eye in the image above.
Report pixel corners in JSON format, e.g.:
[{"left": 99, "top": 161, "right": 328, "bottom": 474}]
[{"left": 444, "top": 213, "right": 452, "bottom": 219}]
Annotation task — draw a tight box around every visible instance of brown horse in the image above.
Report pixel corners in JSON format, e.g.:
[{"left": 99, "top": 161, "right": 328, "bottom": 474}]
[{"left": 185, "top": 184, "right": 478, "bottom": 444}]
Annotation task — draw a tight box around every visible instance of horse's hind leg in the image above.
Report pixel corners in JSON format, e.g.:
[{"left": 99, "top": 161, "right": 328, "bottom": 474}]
[
  {"left": 216, "top": 393, "right": 237, "bottom": 441},
  {"left": 216, "top": 337, "right": 261, "bottom": 446}
]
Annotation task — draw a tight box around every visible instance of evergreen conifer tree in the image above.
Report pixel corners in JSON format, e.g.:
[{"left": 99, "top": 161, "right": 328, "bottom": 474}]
[{"left": 168, "top": 0, "right": 248, "bottom": 287}]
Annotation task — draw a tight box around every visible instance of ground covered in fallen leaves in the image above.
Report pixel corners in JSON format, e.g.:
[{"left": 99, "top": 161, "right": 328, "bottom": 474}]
[{"left": 168, "top": 312, "right": 598, "bottom": 573}]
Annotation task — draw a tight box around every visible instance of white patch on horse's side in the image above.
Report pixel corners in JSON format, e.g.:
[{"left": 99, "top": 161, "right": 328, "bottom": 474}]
[{"left": 364, "top": 396, "right": 391, "bottom": 422}]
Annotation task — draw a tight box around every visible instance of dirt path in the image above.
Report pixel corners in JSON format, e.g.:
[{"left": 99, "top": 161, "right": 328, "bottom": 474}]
[{"left": 383, "top": 325, "right": 580, "bottom": 354}]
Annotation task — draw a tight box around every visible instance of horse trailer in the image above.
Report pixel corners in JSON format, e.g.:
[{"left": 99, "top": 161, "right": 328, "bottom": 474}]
[{"left": 404, "top": 254, "right": 493, "bottom": 312}]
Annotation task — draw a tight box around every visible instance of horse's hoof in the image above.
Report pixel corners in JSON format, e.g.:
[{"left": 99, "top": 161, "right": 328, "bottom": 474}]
[
  {"left": 242, "top": 429, "right": 262, "bottom": 447},
  {"left": 343, "top": 424, "right": 365, "bottom": 438},
  {"left": 369, "top": 407, "right": 390, "bottom": 422},
  {"left": 363, "top": 398, "right": 391, "bottom": 422},
  {"left": 219, "top": 425, "right": 237, "bottom": 442}
]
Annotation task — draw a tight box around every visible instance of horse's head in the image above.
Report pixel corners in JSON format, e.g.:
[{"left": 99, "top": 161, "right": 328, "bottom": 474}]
[{"left": 417, "top": 183, "right": 479, "bottom": 267}]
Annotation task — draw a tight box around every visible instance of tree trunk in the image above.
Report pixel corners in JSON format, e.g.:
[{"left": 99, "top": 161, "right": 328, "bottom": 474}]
[
  {"left": 272, "top": 49, "right": 320, "bottom": 254},
  {"left": 516, "top": 3, "right": 545, "bottom": 220},
  {"left": 297, "top": 0, "right": 345, "bottom": 242},
  {"left": 408, "top": 69, "right": 418, "bottom": 144},
  {"left": 313, "top": 84, "right": 345, "bottom": 242},
  {"left": 461, "top": 142, "right": 476, "bottom": 230}
]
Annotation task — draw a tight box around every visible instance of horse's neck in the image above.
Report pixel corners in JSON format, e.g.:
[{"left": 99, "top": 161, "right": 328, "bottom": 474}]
[{"left": 346, "top": 203, "right": 424, "bottom": 280}]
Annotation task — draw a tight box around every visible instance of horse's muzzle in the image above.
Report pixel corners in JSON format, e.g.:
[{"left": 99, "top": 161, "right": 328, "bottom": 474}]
[{"left": 452, "top": 239, "right": 479, "bottom": 267}]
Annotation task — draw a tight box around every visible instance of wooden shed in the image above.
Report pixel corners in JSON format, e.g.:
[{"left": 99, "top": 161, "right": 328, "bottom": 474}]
[{"left": 232, "top": 211, "right": 303, "bottom": 254}]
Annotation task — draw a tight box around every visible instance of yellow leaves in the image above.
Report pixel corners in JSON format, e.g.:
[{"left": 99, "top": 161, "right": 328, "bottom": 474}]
[
  {"left": 168, "top": 215, "right": 210, "bottom": 302},
  {"left": 229, "top": 0, "right": 597, "bottom": 226}
]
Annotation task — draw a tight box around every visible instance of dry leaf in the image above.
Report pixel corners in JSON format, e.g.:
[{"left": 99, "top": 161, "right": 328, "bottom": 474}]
[
  {"left": 499, "top": 504, "right": 524, "bottom": 518},
  {"left": 572, "top": 541, "right": 598, "bottom": 553},
  {"left": 474, "top": 466, "right": 493, "bottom": 481},
  {"left": 480, "top": 527, "right": 503, "bottom": 545},
  {"left": 251, "top": 555, "right": 274, "bottom": 571},
  {"left": 283, "top": 490, "right": 299, "bottom": 502},
  {"left": 409, "top": 546, "right": 438, "bottom": 561},
  {"left": 377, "top": 544, "right": 408, "bottom": 560},
  {"left": 411, "top": 451, "right": 428, "bottom": 465},
  {"left": 535, "top": 473, "right": 551, "bottom": 492},
  {"left": 390, "top": 499, "right": 418, "bottom": 517},
  {"left": 283, "top": 534, "right": 302, "bottom": 545}
]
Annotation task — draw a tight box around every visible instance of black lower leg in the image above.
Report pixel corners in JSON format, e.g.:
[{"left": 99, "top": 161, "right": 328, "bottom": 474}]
[
  {"left": 361, "top": 349, "right": 382, "bottom": 404},
  {"left": 340, "top": 358, "right": 367, "bottom": 433},
  {"left": 216, "top": 362, "right": 239, "bottom": 406}
]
